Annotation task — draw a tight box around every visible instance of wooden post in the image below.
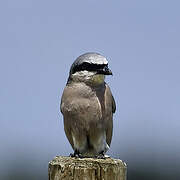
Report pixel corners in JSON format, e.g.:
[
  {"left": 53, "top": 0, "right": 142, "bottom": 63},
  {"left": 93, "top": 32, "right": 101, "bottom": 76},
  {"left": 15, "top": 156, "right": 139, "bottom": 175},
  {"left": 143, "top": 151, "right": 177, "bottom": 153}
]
[{"left": 48, "top": 156, "right": 127, "bottom": 180}]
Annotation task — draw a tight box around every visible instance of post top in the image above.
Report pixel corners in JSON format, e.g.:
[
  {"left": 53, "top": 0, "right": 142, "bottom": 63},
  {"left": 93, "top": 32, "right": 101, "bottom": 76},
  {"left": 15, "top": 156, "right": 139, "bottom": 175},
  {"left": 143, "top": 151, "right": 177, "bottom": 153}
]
[{"left": 49, "top": 156, "right": 127, "bottom": 168}]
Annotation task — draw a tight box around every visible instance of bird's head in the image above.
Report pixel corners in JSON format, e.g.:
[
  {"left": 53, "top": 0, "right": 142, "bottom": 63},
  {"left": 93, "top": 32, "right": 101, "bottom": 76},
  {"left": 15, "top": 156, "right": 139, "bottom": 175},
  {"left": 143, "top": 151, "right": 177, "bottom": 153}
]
[{"left": 68, "top": 52, "right": 112, "bottom": 86}]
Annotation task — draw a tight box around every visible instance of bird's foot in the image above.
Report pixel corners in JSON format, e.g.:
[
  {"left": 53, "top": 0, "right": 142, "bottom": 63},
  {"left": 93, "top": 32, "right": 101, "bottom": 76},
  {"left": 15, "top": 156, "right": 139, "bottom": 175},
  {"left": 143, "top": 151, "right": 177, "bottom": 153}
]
[
  {"left": 69, "top": 150, "right": 83, "bottom": 158},
  {"left": 96, "top": 151, "right": 106, "bottom": 159}
]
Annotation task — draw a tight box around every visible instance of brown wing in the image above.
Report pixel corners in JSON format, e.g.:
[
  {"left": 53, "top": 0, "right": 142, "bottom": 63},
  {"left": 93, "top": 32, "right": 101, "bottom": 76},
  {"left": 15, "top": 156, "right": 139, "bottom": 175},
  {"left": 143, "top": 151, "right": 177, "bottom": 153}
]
[
  {"left": 60, "top": 91, "right": 74, "bottom": 149},
  {"left": 112, "top": 95, "right": 116, "bottom": 114},
  {"left": 104, "top": 84, "right": 116, "bottom": 146},
  {"left": 64, "top": 117, "right": 74, "bottom": 149}
]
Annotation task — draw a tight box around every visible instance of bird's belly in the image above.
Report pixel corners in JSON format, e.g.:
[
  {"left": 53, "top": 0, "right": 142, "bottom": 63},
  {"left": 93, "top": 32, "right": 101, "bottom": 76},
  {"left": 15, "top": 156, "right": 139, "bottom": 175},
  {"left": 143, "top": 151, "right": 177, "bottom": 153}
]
[{"left": 77, "top": 97, "right": 103, "bottom": 128}]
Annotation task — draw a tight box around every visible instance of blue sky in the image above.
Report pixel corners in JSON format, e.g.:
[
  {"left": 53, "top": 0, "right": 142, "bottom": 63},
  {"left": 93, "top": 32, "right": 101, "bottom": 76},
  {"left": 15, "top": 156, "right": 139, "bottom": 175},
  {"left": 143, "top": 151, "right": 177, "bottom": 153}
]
[{"left": 0, "top": 0, "right": 180, "bottom": 179}]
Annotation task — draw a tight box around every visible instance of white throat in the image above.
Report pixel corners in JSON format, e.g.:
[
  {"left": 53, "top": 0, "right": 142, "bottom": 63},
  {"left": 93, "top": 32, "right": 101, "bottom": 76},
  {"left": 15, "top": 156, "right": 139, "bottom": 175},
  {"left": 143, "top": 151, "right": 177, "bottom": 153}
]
[{"left": 71, "top": 71, "right": 105, "bottom": 85}]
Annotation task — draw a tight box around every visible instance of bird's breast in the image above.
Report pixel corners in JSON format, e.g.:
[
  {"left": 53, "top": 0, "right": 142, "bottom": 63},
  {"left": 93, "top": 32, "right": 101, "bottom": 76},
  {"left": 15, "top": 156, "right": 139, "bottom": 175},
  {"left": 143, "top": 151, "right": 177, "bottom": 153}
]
[{"left": 61, "top": 82, "right": 113, "bottom": 131}]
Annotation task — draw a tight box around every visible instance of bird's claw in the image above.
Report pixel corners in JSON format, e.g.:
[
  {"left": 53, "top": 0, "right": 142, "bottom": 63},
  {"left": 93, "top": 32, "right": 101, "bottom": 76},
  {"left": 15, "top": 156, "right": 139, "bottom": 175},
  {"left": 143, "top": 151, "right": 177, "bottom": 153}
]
[
  {"left": 69, "top": 150, "right": 83, "bottom": 158},
  {"left": 96, "top": 151, "right": 106, "bottom": 159}
]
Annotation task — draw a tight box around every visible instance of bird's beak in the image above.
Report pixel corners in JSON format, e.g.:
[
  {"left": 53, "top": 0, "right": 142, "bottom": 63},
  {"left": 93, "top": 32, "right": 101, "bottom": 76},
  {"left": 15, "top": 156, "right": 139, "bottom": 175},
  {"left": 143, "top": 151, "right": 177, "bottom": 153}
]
[
  {"left": 96, "top": 65, "right": 113, "bottom": 75},
  {"left": 102, "top": 66, "right": 113, "bottom": 75}
]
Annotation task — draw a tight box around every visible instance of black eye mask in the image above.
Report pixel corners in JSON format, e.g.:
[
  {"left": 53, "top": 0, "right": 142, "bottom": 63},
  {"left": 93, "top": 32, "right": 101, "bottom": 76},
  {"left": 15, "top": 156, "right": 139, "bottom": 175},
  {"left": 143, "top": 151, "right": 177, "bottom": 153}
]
[{"left": 72, "top": 62, "right": 108, "bottom": 74}]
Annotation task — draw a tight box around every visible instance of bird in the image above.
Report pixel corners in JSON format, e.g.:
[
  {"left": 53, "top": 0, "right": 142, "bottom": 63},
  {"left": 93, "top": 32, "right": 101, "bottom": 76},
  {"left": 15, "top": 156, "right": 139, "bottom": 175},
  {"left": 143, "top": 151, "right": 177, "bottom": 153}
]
[{"left": 60, "top": 52, "right": 116, "bottom": 158}]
